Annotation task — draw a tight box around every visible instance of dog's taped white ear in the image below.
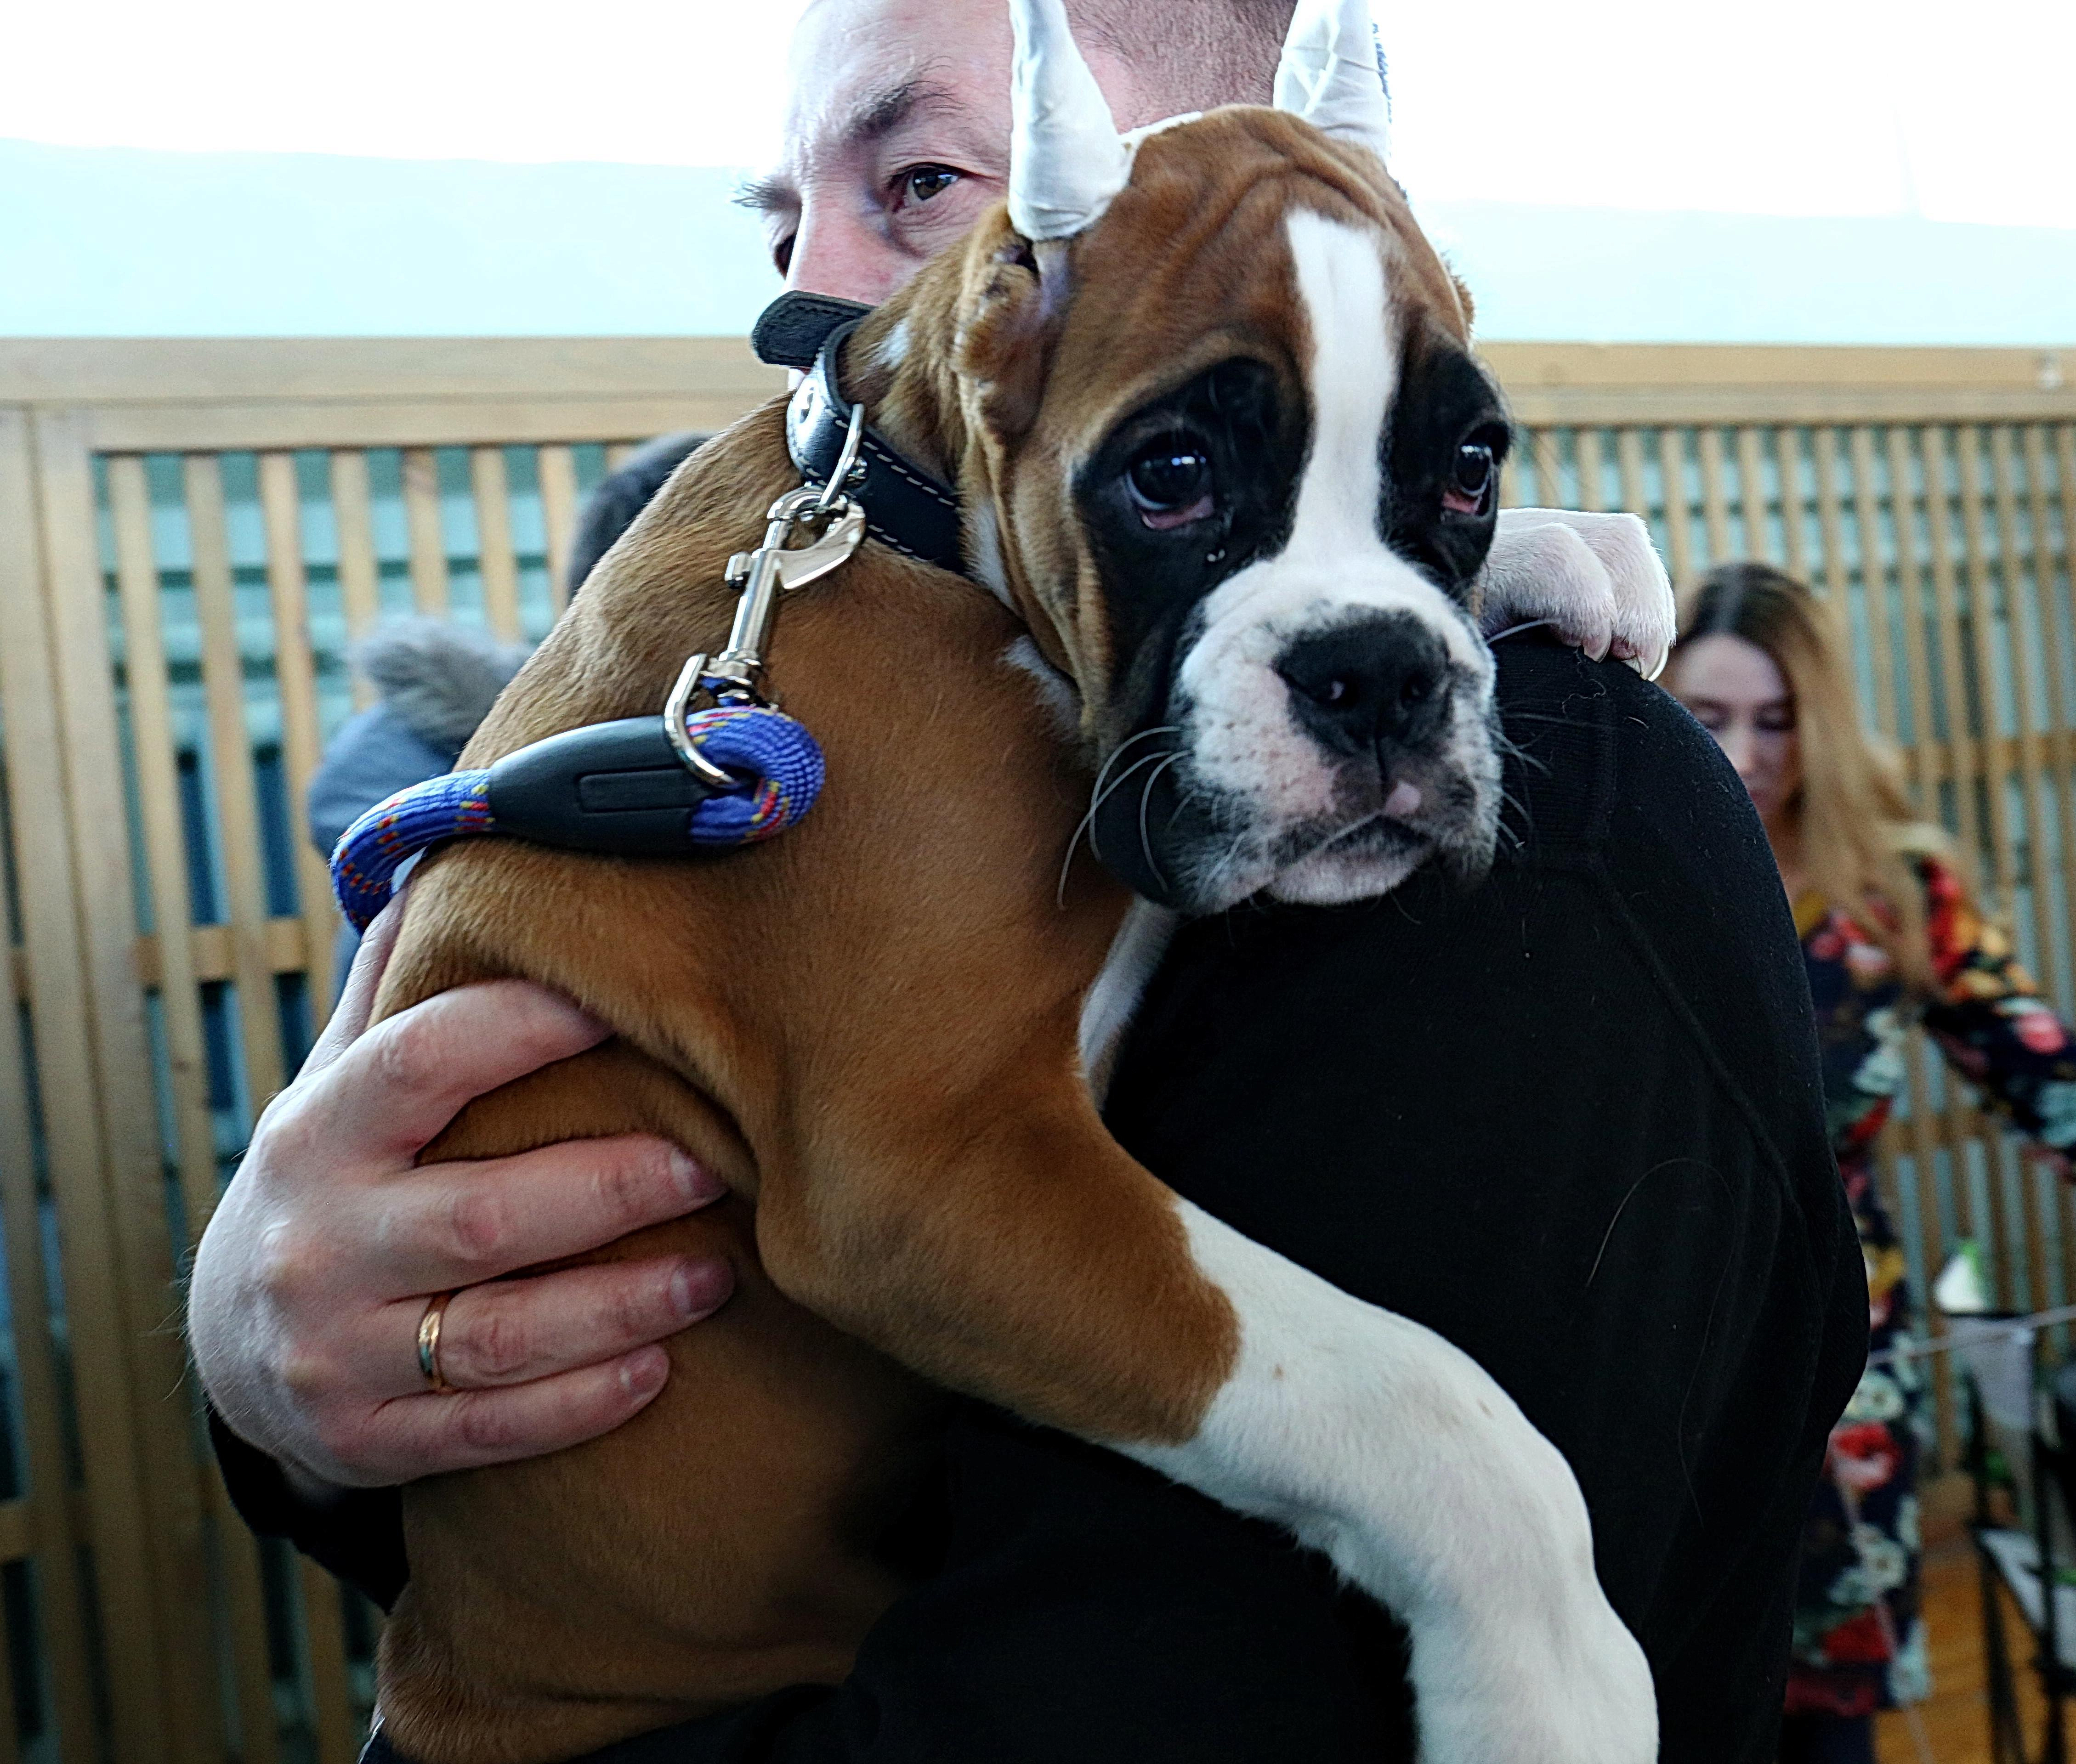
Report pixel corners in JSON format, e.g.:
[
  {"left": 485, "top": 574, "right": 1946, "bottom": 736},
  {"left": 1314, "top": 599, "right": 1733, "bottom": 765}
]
[
  {"left": 1008, "top": 0, "right": 1129, "bottom": 243},
  {"left": 1273, "top": 0, "right": 1391, "bottom": 163}
]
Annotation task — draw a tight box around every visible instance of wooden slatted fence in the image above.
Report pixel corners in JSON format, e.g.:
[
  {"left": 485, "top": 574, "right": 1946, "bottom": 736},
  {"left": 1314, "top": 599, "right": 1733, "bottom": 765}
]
[
  {"left": 0, "top": 340, "right": 780, "bottom": 1764},
  {"left": 0, "top": 335, "right": 2070, "bottom": 1758}
]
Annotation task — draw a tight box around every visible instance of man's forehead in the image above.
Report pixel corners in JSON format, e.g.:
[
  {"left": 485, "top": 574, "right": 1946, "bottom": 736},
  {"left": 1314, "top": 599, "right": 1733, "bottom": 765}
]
[{"left": 775, "top": 0, "right": 1010, "bottom": 182}]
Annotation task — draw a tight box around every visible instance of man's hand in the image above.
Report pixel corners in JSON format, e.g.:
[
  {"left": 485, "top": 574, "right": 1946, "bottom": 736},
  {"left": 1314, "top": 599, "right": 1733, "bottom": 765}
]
[
  {"left": 187, "top": 899, "right": 735, "bottom": 1492},
  {"left": 1482, "top": 508, "right": 1677, "bottom": 680}
]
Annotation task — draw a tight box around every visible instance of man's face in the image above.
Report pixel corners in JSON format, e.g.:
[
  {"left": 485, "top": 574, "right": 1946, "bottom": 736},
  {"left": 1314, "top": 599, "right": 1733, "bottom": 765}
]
[{"left": 747, "top": 0, "right": 1153, "bottom": 305}]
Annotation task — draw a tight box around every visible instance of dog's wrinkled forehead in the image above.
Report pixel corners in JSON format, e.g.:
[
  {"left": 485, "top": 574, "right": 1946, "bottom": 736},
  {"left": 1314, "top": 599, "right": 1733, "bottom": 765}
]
[
  {"left": 1069, "top": 198, "right": 1494, "bottom": 664},
  {"left": 955, "top": 0, "right": 1500, "bottom": 714},
  {"left": 944, "top": 0, "right": 1507, "bottom": 915}
]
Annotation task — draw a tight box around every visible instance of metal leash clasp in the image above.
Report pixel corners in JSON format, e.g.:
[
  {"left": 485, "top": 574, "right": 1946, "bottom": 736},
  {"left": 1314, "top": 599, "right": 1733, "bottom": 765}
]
[{"left": 664, "top": 404, "right": 869, "bottom": 790}]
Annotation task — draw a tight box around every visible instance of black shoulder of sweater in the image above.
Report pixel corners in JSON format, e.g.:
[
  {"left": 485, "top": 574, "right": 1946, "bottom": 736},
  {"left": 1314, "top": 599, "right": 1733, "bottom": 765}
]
[{"left": 1104, "top": 636, "right": 1865, "bottom": 1760}]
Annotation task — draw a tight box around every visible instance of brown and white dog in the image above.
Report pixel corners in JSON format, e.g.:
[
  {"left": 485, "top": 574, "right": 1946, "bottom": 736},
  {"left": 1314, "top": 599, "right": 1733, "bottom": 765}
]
[{"left": 372, "top": 3, "right": 1667, "bottom": 1759}]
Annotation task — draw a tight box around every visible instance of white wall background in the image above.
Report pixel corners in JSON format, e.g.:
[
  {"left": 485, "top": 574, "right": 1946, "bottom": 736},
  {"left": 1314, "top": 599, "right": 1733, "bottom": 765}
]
[{"left": 3, "top": 0, "right": 2071, "bottom": 339}]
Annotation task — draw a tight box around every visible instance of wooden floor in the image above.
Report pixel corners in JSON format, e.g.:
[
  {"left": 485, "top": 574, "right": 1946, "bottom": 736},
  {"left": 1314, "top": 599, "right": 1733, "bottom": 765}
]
[{"left": 1874, "top": 1540, "right": 2053, "bottom": 1763}]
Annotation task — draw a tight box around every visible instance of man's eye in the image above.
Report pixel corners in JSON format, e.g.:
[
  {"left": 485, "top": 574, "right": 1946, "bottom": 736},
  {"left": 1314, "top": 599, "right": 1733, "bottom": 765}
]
[
  {"left": 1125, "top": 441, "right": 1215, "bottom": 531},
  {"left": 897, "top": 165, "right": 961, "bottom": 206}
]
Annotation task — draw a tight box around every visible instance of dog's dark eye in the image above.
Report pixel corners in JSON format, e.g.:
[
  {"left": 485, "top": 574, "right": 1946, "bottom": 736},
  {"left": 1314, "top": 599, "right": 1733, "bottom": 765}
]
[
  {"left": 1443, "top": 442, "right": 1495, "bottom": 516},
  {"left": 1125, "top": 441, "right": 1214, "bottom": 531}
]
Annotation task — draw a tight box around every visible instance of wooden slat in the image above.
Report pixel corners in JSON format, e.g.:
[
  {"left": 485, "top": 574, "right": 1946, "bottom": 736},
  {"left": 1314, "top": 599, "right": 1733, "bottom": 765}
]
[
  {"left": 605, "top": 441, "right": 638, "bottom": 471},
  {"left": 1954, "top": 427, "right": 2020, "bottom": 918},
  {"left": 1773, "top": 426, "right": 1810, "bottom": 582},
  {"left": 538, "top": 444, "right": 579, "bottom": 611},
  {"left": 1, "top": 336, "right": 2063, "bottom": 451},
  {"left": 471, "top": 447, "right": 523, "bottom": 642},
  {"left": 0, "top": 334, "right": 783, "bottom": 407},
  {"left": 107, "top": 459, "right": 220, "bottom": 1241},
  {"left": 2059, "top": 426, "right": 2076, "bottom": 610},
  {"left": 1886, "top": 429, "right": 1943, "bottom": 805},
  {"left": 1614, "top": 428, "right": 1647, "bottom": 524},
  {"left": 0, "top": 1025, "right": 93, "bottom": 1756},
  {"left": 259, "top": 452, "right": 343, "bottom": 1039},
  {"left": 1948, "top": 424, "right": 2027, "bottom": 1312},
  {"left": 136, "top": 917, "right": 307, "bottom": 989},
  {"left": 2022, "top": 423, "right": 2076, "bottom": 1009},
  {"left": 50, "top": 380, "right": 2073, "bottom": 452},
  {"left": 1921, "top": 427, "right": 1984, "bottom": 860},
  {"left": 0, "top": 334, "right": 2059, "bottom": 412},
  {"left": 1898, "top": 1050, "right": 1959, "bottom": 1464},
  {"left": 1696, "top": 427, "right": 1731, "bottom": 566},
  {"left": 0, "top": 557, "right": 98, "bottom": 1763},
  {"left": 1656, "top": 428, "right": 1694, "bottom": 587},
  {"left": 1529, "top": 430, "right": 1564, "bottom": 509},
  {"left": 1810, "top": 428, "right": 1855, "bottom": 612},
  {"left": 401, "top": 447, "right": 450, "bottom": 617},
  {"left": 2025, "top": 1149, "right": 2057, "bottom": 1325},
  {"left": 1507, "top": 385, "right": 2076, "bottom": 429},
  {"left": 330, "top": 450, "right": 382, "bottom": 710},
  {"left": 1849, "top": 427, "right": 1899, "bottom": 739},
  {"left": 297, "top": 1560, "right": 362, "bottom": 1764},
  {"left": 2059, "top": 1182, "right": 2076, "bottom": 1388},
  {"left": 186, "top": 455, "right": 289, "bottom": 1107},
  {"left": 82, "top": 398, "right": 754, "bottom": 456},
  {"left": 1735, "top": 428, "right": 1770, "bottom": 562},
  {"left": 0, "top": 1498, "right": 39, "bottom": 1565},
  {"left": 1572, "top": 429, "right": 1605, "bottom": 513},
  {"left": 257, "top": 469, "right": 357, "bottom": 1762}
]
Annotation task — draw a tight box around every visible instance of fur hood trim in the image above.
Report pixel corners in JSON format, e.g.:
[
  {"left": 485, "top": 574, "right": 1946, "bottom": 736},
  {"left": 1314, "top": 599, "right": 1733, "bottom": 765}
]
[{"left": 352, "top": 619, "right": 531, "bottom": 752}]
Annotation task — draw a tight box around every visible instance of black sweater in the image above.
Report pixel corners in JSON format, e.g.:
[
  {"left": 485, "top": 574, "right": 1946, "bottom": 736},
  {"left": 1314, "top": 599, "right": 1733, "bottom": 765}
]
[{"left": 224, "top": 639, "right": 1867, "bottom": 1763}]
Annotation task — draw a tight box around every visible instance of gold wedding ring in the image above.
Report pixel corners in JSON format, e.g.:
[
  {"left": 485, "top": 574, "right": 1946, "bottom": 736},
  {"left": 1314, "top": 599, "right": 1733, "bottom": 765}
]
[{"left": 417, "top": 1291, "right": 456, "bottom": 1394}]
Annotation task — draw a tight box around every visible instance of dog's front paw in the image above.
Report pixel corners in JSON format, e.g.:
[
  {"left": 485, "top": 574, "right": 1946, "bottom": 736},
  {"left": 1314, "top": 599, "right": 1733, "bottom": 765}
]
[
  {"left": 1480, "top": 509, "right": 1675, "bottom": 680},
  {"left": 1409, "top": 1601, "right": 1657, "bottom": 1764}
]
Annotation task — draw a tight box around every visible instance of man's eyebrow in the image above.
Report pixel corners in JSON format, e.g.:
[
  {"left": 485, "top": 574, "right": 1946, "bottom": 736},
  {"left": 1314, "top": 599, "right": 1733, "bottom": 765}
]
[
  {"left": 844, "top": 75, "right": 962, "bottom": 147},
  {"left": 734, "top": 173, "right": 796, "bottom": 219},
  {"left": 734, "top": 74, "right": 970, "bottom": 220}
]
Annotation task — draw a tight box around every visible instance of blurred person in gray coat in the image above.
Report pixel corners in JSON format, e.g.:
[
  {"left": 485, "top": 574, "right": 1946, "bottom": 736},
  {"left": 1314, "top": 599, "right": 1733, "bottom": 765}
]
[
  {"left": 306, "top": 620, "right": 529, "bottom": 998},
  {"left": 305, "top": 431, "right": 707, "bottom": 998}
]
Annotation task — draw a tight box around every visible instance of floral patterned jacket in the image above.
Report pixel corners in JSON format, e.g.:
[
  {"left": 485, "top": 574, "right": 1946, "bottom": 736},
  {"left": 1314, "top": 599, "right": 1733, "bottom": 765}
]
[{"left": 1788, "top": 856, "right": 2076, "bottom": 1715}]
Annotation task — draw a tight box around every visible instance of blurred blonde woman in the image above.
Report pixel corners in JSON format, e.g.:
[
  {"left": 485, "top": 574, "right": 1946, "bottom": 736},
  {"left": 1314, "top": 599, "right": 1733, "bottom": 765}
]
[{"left": 1668, "top": 562, "right": 2076, "bottom": 1764}]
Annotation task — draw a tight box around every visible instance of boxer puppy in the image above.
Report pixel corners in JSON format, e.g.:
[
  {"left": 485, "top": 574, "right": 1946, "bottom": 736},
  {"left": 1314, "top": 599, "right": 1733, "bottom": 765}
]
[{"left": 371, "top": 3, "right": 1663, "bottom": 1760}]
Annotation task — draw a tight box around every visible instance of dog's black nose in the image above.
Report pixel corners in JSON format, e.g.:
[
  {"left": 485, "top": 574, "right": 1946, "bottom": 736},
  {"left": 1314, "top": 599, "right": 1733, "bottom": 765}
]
[{"left": 1276, "top": 614, "right": 1452, "bottom": 754}]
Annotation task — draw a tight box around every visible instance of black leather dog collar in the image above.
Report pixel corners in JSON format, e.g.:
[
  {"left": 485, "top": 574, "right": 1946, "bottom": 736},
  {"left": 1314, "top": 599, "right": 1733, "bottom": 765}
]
[
  {"left": 752, "top": 292, "right": 968, "bottom": 578},
  {"left": 750, "top": 292, "right": 872, "bottom": 369}
]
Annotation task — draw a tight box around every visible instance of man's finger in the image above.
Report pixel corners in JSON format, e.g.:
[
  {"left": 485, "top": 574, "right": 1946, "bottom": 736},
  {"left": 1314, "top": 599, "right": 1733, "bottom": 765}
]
[
  {"left": 360, "top": 1346, "right": 672, "bottom": 1478},
  {"left": 372, "top": 1254, "right": 735, "bottom": 1397},
  {"left": 363, "top": 1135, "right": 729, "bottom": 1298},
  {"left": 302, "top": 891, "right": 408, "bottom": 1081},
  {"left": 309, "top": 979, "right": 614, "bottom": 1162}
]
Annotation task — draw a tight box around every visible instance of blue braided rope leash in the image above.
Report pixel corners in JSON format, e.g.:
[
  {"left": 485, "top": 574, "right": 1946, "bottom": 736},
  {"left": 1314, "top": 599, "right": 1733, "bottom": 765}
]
[
  {"left": 333, "top": 770, "right": 496, "bottom": 932},
  {"left": 331, "top": 701, "right": 825, "bottom": 931}
]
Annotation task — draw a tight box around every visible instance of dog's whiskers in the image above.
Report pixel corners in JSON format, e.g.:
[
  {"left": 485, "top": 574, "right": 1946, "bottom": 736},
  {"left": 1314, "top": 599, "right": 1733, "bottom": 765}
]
[
  {"left": 1135, "top": 753, "right": 1181, "bottom": 899},
  {"left": 1057, "top": 734, "right": 1182, "bottom": 906},
  {"left": 1291, "top": 808, "right": 1386, "bottom": 870},
  {"left": 1483, "top": 617, "right": 1557, "bottom": 645},
  {"left": 1492, "top": 729, "right": 1551, "bottom": 778}
]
